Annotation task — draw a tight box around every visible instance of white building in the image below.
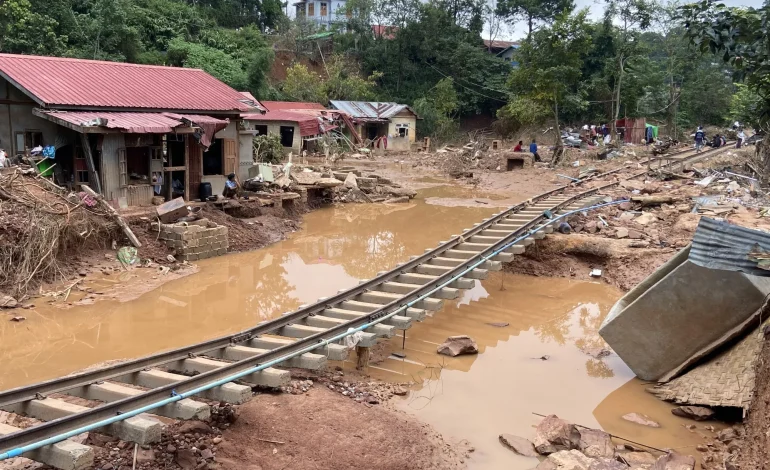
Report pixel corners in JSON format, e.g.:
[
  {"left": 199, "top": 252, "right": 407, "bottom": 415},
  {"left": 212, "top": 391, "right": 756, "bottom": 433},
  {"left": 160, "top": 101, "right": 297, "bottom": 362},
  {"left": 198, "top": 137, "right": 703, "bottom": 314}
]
[{"left": 294, "top": 0, "right": 349, "bottom": 28}]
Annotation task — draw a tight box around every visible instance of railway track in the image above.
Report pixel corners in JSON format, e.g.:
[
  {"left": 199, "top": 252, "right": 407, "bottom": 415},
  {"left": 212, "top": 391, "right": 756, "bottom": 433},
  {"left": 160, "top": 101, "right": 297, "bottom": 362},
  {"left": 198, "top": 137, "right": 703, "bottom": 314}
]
[{"left": 0, "top": 144, "right": 731, "bottom": 469}]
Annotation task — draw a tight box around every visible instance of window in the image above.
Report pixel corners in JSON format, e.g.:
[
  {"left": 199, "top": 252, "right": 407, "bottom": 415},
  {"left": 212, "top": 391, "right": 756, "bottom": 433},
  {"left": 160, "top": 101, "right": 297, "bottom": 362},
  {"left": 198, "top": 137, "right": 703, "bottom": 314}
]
[
  {"left": 76, "top": 170, "right": 89, "bottom": 183},
  {"left": 320, "top": 2, "right": 327, "bottom": 15},
  {"left": 279, "top": 126, "right": 295, "bottom": 147},
  {"left": 14, "top": 130, "right": 42, "bottom": 154},
  {"left": 203, "top": 139, "right": 223, "bottom": 175},
  {"left": 396, "top": 123, "right": 409, "bottom": 138},
  {"left": 254, "top": 125, "right": 268, "bottom": 136},
  {"left": 308, "top": 2, "right": 314, "bottom": 15}
]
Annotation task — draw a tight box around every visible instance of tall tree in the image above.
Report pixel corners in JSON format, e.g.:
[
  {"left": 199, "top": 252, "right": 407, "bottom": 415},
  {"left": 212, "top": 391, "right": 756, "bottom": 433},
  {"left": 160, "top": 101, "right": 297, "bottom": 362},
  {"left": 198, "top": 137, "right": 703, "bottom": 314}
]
[
  {"left": 503, "top": 10, "right": 592, "bottom": 162},
  {"left": 495, "top": 0, "right": 574, "bottom": 38},
  {"left": 603, "top": 0, "right": 653, "bottom": 139}
]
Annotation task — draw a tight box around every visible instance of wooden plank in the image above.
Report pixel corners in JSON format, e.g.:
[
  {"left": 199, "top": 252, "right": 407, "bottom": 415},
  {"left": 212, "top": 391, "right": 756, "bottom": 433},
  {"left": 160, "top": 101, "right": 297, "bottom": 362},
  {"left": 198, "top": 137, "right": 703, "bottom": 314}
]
[
  {"left": 81, "top": 185, "right": 141, "bottom": 248},
  {"left": 79, "top": 133, "right": 102, "bottom": 194}
]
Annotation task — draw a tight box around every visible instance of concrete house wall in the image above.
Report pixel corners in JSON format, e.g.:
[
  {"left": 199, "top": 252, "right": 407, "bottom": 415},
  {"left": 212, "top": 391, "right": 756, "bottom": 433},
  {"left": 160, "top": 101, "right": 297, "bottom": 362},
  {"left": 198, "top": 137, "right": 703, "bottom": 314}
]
[
  {"left": 387, "top": 111, "right": 417, "bottom": 151},
  {"left": 0, "top": 77, "right": 61, "bottom": 154}
]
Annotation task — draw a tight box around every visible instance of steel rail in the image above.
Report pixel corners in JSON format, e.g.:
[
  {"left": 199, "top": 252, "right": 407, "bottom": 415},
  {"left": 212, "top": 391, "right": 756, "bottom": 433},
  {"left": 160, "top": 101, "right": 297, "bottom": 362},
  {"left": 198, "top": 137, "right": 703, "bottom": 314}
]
[{"left": 0, "top": 143, "right": 731, "bottom": 453}]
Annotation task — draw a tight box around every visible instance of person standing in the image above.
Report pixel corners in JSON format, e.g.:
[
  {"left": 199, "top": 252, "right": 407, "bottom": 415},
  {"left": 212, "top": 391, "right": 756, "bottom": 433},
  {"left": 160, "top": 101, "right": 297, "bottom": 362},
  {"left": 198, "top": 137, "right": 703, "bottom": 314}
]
[
  {"left": 737, "top": 129, "right": 746, "bottom": 148},
  {"left": 530, "top": 139, "right": 541, "bottom": 162},
  {"left": 694, "top": 126, "right": 705, "bottom": 152}
]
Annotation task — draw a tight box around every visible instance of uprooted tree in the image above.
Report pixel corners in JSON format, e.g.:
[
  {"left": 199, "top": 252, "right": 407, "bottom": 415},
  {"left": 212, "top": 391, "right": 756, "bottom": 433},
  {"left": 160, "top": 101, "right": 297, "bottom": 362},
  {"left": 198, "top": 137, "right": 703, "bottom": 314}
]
[{"left": 680, "top": 1, "right": 770, "bottom": 179}]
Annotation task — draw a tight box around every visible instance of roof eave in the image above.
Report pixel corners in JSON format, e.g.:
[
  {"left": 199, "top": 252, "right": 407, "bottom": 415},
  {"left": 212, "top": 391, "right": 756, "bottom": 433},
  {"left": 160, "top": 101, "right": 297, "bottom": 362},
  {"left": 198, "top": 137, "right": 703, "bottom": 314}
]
[{"left": 0, "top": 70, "right": 45, "bottom": 106}]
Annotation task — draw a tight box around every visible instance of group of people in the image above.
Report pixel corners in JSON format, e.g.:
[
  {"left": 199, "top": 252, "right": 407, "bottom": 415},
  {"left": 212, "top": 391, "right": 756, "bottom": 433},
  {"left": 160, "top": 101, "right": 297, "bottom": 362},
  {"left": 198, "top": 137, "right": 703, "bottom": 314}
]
[
  {"left": 694, "top": 126, "right": 749, "bottom": 152},
  {"left": 585, "top": 124, "right": 613, "bottom": 145},
  {"left": 513, "top": 139, "right": 542, "bottom": 162}
]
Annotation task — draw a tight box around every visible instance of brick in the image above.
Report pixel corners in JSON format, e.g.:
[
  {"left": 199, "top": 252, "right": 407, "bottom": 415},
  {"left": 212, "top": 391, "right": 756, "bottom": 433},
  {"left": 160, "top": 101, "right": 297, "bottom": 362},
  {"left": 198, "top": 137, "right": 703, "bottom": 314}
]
[{"left": 218, "top": 247, "right": 227, "bottom": 255}]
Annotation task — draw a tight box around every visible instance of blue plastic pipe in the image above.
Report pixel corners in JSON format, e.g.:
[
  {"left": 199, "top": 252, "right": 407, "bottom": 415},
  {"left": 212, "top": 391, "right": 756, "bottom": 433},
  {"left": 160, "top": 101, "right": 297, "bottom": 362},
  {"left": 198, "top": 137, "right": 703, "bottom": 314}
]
[{"left": 0, "top": 197, "right": 625, "bottom": 460}]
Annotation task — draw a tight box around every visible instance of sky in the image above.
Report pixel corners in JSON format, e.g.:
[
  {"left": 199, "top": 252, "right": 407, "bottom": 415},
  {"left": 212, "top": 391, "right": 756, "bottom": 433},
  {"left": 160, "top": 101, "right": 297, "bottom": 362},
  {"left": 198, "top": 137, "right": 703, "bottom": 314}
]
[{"left": 492, "top": 0, "right": 766, "bottom": 40}]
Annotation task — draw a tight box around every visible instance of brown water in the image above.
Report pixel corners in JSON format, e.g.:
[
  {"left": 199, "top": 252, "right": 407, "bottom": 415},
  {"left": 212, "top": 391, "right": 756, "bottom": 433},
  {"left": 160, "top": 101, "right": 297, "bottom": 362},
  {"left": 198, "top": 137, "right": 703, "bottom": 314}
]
[
  {"left": 0, "top": 184, "right": 714, "bottom": 469},
  {"left": 361, "top": 272, "right": 716, "bottom": 469},
  {"left": 0, "top": 189, "right": 496, "bottom": 390}
]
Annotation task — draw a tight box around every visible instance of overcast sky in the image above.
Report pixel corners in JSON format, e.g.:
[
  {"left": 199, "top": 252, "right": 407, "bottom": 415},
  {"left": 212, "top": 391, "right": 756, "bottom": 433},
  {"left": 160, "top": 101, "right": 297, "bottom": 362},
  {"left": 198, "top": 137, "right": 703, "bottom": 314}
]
[{"left": 492, "top": 0, "right": 766, "bottom": 40}]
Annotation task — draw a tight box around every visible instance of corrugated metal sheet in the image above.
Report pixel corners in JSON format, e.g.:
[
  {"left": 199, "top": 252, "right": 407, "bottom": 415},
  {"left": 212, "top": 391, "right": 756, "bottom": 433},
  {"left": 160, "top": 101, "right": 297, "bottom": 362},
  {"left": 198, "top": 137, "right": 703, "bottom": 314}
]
[
  {"left": 261, "top": 101, "right": 326, "bottom": 111},
  {"left": 121, "top": 185, "right": 154, "bottom": 206},
  {"left": 0, "top": 53, "right": 253, "bottom": 112},
  {"left": 101, "top": 134, "right": 125, "bottom": 202},
  {"left": 690, "top": 217, "right": 770, "bottom": 276},
  {"left": 40, "top": 111, "right": 228, "bottom": 134},
  {"left": 329, "top": 100, "right": 418, "bottom": 121}
]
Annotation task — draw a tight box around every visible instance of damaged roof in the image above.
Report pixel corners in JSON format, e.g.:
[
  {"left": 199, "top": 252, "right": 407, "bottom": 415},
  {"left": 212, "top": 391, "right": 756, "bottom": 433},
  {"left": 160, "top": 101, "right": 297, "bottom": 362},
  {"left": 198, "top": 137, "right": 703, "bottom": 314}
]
[
  {"left": 329, "top": 100, "right": 418, "bottom": 121},
  {"left": 0, "top": 54, "right": 256, "bottom": 113},
  {"left": 261, "top": 101, "right": 327, "bottom": 112},
  {"left": 36, "top": 110, "right": 229, "bottom": 134}
]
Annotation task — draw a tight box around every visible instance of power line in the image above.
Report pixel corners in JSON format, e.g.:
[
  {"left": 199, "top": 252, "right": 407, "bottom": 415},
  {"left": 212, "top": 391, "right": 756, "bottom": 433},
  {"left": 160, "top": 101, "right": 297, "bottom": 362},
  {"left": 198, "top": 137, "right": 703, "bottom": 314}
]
[{"left": 424, "top": 62, "right": 509, "bottom": 103}]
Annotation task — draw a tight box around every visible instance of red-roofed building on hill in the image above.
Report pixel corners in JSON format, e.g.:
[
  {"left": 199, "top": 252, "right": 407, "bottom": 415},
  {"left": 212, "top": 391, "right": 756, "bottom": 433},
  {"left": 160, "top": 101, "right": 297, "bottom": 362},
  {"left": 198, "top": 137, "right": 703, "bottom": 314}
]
[
  {"left": 241, "top": 101, "right": 347, "bottom": 154},
  {"left": 0, "top": 53, "right": 265, "bottom": 205}
]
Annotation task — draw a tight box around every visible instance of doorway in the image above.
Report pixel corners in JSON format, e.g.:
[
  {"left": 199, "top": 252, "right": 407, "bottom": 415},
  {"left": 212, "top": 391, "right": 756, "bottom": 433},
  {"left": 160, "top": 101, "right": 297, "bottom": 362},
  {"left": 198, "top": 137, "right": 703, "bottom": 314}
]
[{"left": 279, "top": 126, "right": 294, "bottom": 148}]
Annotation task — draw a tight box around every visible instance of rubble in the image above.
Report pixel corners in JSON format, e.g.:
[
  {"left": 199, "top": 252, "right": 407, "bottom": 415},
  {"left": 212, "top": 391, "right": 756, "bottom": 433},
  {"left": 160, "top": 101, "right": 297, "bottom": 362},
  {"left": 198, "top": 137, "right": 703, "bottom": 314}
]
[
  {"left": 533, "top": 415, "right": 581, "bottom": 455},
  {"left": 499, "top": 434, "right": 539, "bottom": 457},
  {"left": 670, "top": 406, "right": 714, "bottom": 421},
  {"left": 621, "top": 413, "right": 661, "bottom": 428},
  {"left": 436, "top": 335, "right": 479, "bottom": 356}
]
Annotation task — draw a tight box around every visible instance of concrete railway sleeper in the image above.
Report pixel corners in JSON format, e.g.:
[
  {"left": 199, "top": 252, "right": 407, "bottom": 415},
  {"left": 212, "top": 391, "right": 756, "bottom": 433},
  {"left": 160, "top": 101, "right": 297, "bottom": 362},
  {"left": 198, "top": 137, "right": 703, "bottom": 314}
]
[{"left": 0, "top": 145, "right": 732, "bottom": 469}]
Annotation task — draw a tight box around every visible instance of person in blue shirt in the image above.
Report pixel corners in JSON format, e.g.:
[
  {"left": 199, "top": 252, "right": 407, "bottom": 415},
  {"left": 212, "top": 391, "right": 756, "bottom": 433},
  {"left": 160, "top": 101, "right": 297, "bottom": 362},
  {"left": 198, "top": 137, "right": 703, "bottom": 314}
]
[
  {"left": 694, "top": 127, "right": 706, "bottom": 152},
  {"left": 223, "top": 173, "right": 240, "bottom": 198},
  {"left": 530, "top": 139, "right": 541, "bottom": 162}
]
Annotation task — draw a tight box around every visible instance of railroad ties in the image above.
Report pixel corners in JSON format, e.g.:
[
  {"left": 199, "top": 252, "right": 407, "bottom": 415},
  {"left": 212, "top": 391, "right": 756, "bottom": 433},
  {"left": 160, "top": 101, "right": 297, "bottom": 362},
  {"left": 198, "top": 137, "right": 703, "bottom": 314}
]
[{"left": 0, "top": 191, "right": 606, "bottom": 470}]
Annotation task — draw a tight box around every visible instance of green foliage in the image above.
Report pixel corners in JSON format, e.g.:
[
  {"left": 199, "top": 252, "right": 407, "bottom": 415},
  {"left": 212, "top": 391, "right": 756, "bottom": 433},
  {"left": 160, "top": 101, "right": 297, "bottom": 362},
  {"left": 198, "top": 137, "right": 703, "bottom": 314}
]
[
  {"left": 282, "top": 55, "right": 381, "bottom": 105},
  {"left": 167, "top": 38, "right": 248, "bottom": 89},
  {"left": 253, "top": 134, "right": 284, "bottom": 164},
  {"left": 0, "top": 0, "right": 65, "bottom": 55},
  {"left": 413, "top": 78, "right": 459, "bottom": 141},
  {"left": 729, "top": 84, "right": 764, "bottom": 129},
  {"left": 495, "top": 0, "right": 574, "bottom": 37},
  {"left": 503, "top": 10, "right": 592, "bottom": 138}
]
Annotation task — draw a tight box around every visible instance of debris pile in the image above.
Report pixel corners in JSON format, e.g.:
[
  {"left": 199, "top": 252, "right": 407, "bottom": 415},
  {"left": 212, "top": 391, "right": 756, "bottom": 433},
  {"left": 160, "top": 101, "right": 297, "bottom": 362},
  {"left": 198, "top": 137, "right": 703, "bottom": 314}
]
[
  {"left": 281, "top": 165, "right": 417, "bottom": 204},
  {"left": 0, "top": 170, "right": 118, "bottom": 299},
  {"left": 499, "top": 414, "right": 697, "bottom": 469}
]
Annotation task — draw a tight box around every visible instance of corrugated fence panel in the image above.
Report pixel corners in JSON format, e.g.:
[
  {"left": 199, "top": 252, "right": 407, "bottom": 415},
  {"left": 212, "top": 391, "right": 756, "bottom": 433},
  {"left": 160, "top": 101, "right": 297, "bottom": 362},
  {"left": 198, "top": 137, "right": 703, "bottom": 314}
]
[
  {"left": 120, "top": 185, "right": 154, "bottom": 206},
  {"left": 100, "top": 134, "right": 125, "bottom": 203},
  {"left": 690, "top": 217, "right": 770, "bottom": 276}
]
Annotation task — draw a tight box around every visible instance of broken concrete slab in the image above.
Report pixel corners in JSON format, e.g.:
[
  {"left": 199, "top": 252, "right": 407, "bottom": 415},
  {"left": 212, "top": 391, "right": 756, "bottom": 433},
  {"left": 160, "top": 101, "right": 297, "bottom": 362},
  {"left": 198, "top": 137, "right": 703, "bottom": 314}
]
[
  {"left": 499, "top": 434, "right": 539, "bottom": 457},
  {"left": 621, "top": 413, "right": 660, "bottom": 428},
  {"left": 537, "top": 450, "right": 596, "bottom": 469},
  {"left": 156, "top": 197, "right": 188, "bottom": 223},
  {"left": 600, "top": 246, "right": 770, "bottom": 381},
  {"left": 618, "top": 451, "right": 657, "bottom": 468}
]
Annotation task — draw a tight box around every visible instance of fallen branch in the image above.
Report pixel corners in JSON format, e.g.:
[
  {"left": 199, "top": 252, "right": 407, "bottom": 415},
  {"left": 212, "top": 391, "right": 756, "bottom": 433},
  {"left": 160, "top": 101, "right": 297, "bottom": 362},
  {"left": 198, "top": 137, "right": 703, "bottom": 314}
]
[
  {"left": 81, "top": 186, "right": 142, "bottom": 248},
  {"left": 630, "top": 195, "right": 675, "bottom": 207}
]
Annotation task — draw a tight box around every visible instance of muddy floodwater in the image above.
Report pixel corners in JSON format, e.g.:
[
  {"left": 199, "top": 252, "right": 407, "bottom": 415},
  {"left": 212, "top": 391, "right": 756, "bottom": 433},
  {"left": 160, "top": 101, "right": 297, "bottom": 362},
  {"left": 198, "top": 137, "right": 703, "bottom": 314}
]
[{"left": 0, "top": 184, "right": 714, "bottom": 468}]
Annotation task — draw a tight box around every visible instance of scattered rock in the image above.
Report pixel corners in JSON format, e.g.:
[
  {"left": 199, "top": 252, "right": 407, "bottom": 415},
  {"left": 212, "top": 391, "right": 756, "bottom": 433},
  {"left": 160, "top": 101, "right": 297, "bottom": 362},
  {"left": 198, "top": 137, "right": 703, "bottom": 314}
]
[
  {"left": 9, "top": 316, "right": 25, "bottom": 322},
  {"left": 534, "top": 415, "right": 581, "bottom": 455},
  {"left": 616, "top": 228, "right": 629, "bottom": 239},
  {"left": 393, "top": 386, "right": 408, "bottom": 396},
  {"left": 200, "top": 448, "right": 214, "bottom": 460},
  {"left": 0, "top": 295, "right": 18, "bottom": 309},
  {"left": 650, "top": 451, "right": 695, "bottom": 469},
  {"left": 437, "top": 335, "right": 478, "bottom": 356},
  {"left": 539, "top": 449, "right": 596, "bottom": 469},
  {"left": 580, "top": 347, "right": 611, "bottom": 359},
  {"left": 619, "top": 212, "right": 636, "bottom": 222},
  {"left": 618, "top": 451, "right": 657, "bottom": 467},
  {"left": 578, "top": 429, "right": 614, "bottom": 458},
  {"left": 177, "top": 421, "right": 214, "bottom": 435},
  {"left": 716, "top": 427, "right": 738, "bottom": 443},
  {"left": 78, "top": 269, "right": 88, "bottom": 277},
  {"left": 166, "top": 444, "right": 177, "bottom": 453},
  {"left": 619, "top": 202, "right": 633, "bottom": 211},
  {"left": 316, "top": 177, "right": 343, "bottom": 188},
  {"left": 212, "top": 437, "right": 223, "bottom": 445},
  {"left": 385, "top": 196, "right": 410, "bottom": 203},
  {"left": 135, "top": 449, "right": 155, "bottom": 463},
  {"left": 499, "top": 434, "right": 539, "bottom": 457},
  {"left": 486, "top": 322, "right": 509, "bottom": 328},
  {"left": 622, "top": 413, "right": 661, "bottom": 428},
  {"left": 635, "top": 213, "right": 659, "bottom": 226},
  {"left": 175, "top": 449, "right": 197, "bottom": 470},
  {"left": 590, "top": 457, "right": 629, "bottom": 470},
  {"left": 671, "top": 406, "right": 714, "bottom": 421},
  {"left": 344, "top": 173, "right": 358, "bottom": 189},
  {"left": 627, "top": 229, "right": 643, "bottom": 239}
]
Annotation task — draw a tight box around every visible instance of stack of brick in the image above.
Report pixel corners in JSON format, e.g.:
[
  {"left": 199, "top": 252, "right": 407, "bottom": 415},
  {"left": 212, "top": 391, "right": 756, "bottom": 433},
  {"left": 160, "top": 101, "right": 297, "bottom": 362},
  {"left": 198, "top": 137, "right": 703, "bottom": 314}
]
[{"left": 155, "top": 219, "right": 229, "bottom": 261}]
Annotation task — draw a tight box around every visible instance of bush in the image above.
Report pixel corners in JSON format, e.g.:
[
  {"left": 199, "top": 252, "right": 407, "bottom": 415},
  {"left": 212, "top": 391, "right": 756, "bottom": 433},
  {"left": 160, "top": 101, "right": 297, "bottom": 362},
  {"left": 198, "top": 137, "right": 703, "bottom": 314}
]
[{"left": 253, "top": 134, "right": 284, "bottom": 164}]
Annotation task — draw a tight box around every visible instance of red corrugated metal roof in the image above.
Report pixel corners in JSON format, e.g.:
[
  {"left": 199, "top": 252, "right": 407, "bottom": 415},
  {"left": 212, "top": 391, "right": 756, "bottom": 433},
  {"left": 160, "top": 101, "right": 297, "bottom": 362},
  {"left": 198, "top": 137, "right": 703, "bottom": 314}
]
[
  {"left": 0, "top": 53, "right": 253, "bottom": 112},
  {"left": 39, "top": 110, "right": 228, "bottom": 134},
  {"left": 261, "top": 101, "right": 326, "bottom": 111},
  {"left": 243, "top": 110, "right": 332, "bottom": 137}
]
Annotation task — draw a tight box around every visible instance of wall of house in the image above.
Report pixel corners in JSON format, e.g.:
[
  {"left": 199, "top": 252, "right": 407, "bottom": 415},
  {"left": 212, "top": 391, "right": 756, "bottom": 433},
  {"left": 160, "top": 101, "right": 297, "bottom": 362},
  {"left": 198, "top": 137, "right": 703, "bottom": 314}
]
[
  {"left": 298, "top": 0, "right": 348, "bottom": 26},
  {"left": 204, "top": 121, "right": 240, "bottom": 193},
  {"left": 101, "top": 133, "right": 125, "bottom": 202},
  {"left": 0, "top": 77, "right": 64, "bottom": 155},
  {"left": 387, "top": 115, "right": 417, "bottom": 151},
  {"left": 246, "top": 120, "right": 302, "bottom": 153},
  {"left": 238, "top": 130, "right": 256, "bottom": 181}
]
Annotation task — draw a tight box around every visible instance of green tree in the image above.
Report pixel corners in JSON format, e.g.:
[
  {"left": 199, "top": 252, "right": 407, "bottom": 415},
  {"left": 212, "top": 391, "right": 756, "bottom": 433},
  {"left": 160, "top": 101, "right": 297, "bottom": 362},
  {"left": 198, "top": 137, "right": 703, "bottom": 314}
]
[
  {"left": 729, "top": 84, "right": 764, "bottom": 130},
  {"left": 282, "top": 63, "right": 327, "bottom": 102},
  {"left": 0, "top": 0, "right": 64, "bottom": 55},
  {"left": 282, "top": 55, "right": 380, "bottom": 104},
  {"left": 495, "top": 0, "right": 574, "bottom": 38},
  {"left": 413, "top": 77, "right": 459, "bottom": 141},
  {"left": 167, "top": 38, "right": 248, "bottom": 89},
  {"left": 503, "top": 10, "right": 593, "bottom": 161}
]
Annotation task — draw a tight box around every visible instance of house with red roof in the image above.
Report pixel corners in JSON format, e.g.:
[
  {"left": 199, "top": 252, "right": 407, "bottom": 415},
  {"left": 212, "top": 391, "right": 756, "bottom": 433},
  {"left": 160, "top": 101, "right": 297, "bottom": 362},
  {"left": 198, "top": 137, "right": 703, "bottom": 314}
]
[
  {"left": 241, "top": 101, "right": 346, "bottom": 154},
  {"left": 0, "top": 53, "right": 264, "bottom": 205}
]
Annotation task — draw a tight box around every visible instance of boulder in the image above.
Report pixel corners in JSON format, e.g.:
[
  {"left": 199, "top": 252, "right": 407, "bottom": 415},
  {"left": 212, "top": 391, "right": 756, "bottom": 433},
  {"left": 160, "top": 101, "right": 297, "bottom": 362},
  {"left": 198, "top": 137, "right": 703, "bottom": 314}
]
[
  {"left": 716, "top": 427, "right": 738, "bottom": 443},
  {"left": 628, "top": 229, "right": 644, "bottom": 239},
  {"left": 177, "top": 420, "right": 214, "bottom": 434},
  {"left": 635, "top": 213, "right": 658, "bottom": 226},
  {"left": 344, "top": 172, "right": 358, "bottom": 189},
  {"left": 618, "top": 451, "right": 657, "bottom": 468},
  {"left": 538, "top": 450, "right": 596, "bottom": 469},
  {"left": 437, "top": 336, "right": 478, "bottom": 356},
  {"left": 670, "top": 406, "right": 714, "bottom": 421},
  {"left": 534, "top": 415, "right": 581, "bottom": 455},
  {"left": 616, "top": 228, "right": 629, "bottom": 239},
  {"left": 579, "top": 429, "right": 615, "bottom": 458},
  {"left": 650, "top": 452, "right": 695, "bottom": 470},
  {"left": 175, "top": 449, "right": 197, "bottom": 470},
  {"left": 619, "top": 212, "right": 636, "bottom": 222},
  {"left": 382, "top": 186, "right": 417, "bottom": 199},
  {"left": 621, "top": 413, "right": 660, "bottom": 428},
  {"left": 499, "top": 434, "right": 539, "bottom": 457}
]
